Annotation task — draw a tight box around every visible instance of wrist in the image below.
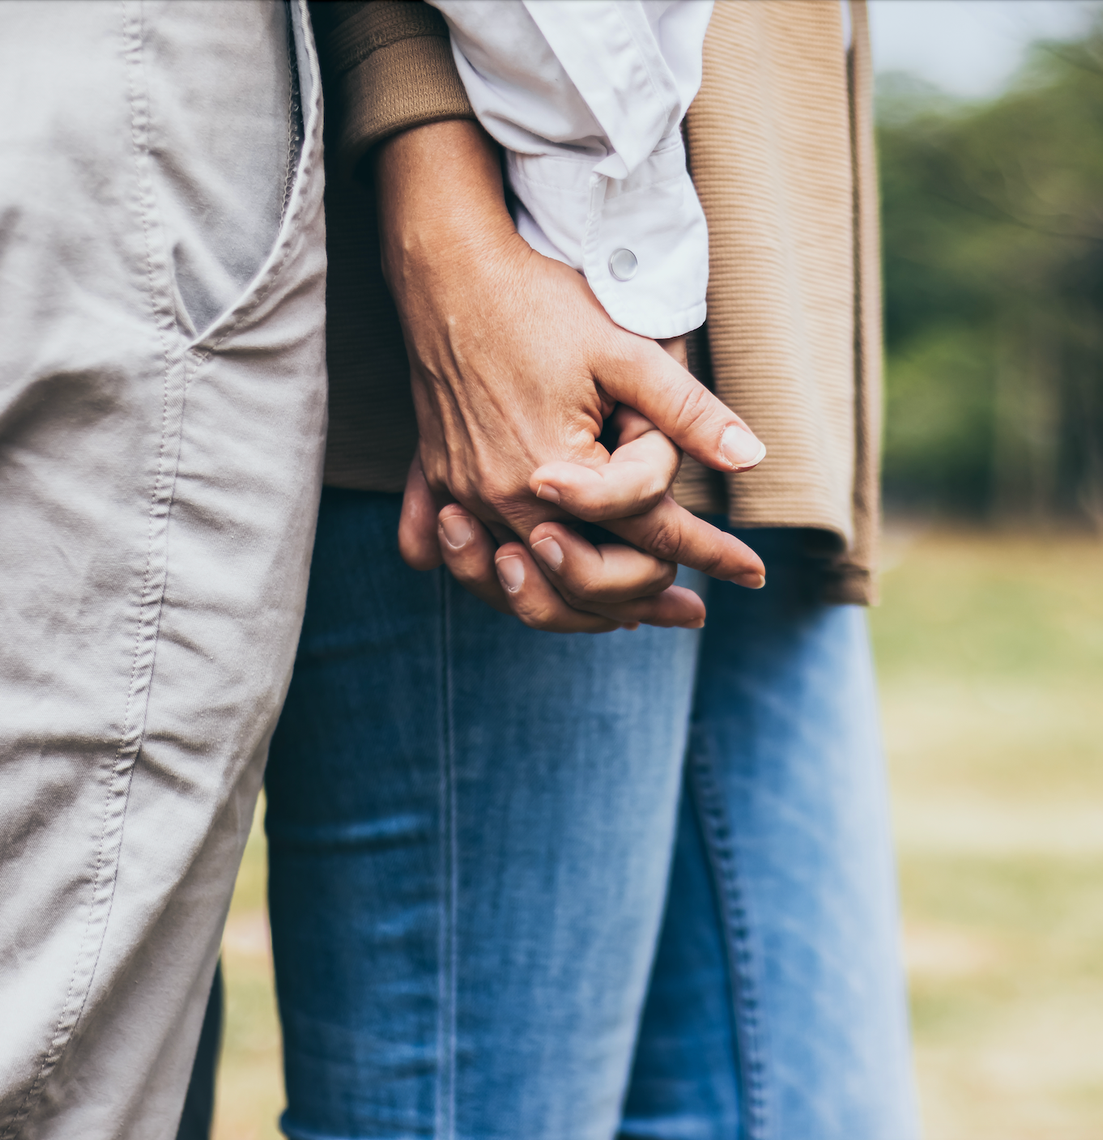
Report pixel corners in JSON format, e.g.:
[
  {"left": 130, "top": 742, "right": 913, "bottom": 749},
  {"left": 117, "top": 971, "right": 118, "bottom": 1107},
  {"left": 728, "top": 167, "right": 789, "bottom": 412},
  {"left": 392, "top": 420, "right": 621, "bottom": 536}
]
[{"left": 374, "top": 119, "right": 519, "bottom": 295}]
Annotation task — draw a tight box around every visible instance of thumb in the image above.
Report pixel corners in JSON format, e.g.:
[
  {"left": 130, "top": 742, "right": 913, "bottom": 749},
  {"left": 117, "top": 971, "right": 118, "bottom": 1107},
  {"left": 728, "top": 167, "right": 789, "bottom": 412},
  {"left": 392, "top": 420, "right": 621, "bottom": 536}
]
[{"left": 598, "top": 338, "right": 766, "bottom": 473}]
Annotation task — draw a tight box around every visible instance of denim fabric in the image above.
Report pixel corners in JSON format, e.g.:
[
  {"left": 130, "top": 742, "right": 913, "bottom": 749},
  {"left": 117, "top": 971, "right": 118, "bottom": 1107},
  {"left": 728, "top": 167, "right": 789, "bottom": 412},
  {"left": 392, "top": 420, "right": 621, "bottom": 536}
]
[
  {"left": 264, "top": 493, "right": 917, "bottom": 1140},
  {"left": 266, "top": 491, "right": 699, "bottom": 1140},
  {"left": 620, "top": 531, "right": 917, "bottom": 1140}
]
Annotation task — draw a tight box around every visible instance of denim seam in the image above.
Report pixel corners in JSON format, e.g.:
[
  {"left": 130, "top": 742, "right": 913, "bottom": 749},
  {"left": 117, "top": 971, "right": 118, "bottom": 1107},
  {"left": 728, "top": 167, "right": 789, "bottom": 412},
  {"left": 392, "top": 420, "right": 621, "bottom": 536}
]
[
  {"left": 687, "top": 735, "right": 772, "bottom": 1140},
  {"left": 435, "top": 569, "right": 458, "bottom": 1140},
  {"left": 0, "top": 7, "right": 192, "bottom": 1136}
]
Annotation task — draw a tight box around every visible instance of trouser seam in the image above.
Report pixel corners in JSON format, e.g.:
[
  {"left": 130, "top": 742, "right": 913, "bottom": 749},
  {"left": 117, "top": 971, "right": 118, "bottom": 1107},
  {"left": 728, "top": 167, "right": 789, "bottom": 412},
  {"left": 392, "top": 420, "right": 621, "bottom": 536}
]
[
  {"left": 278, "top": 0, "right": 301, "bottom": 232},
  {"left": 199, "top": 0, "right": 317, "bottom": 354},
  {"left": 686, "top": 735, "right": 771, "bottom": 1140},
  {"left": 0, "top": 7, "right": 191, "bottom": 1134}
]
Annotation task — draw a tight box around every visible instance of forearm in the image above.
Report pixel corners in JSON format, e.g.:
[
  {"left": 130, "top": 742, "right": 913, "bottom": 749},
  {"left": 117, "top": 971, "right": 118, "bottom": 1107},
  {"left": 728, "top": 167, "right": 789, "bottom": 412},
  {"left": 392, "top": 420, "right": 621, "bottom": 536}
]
[{"left": 374, "top": 120, "right": 516, "bottom": 302}]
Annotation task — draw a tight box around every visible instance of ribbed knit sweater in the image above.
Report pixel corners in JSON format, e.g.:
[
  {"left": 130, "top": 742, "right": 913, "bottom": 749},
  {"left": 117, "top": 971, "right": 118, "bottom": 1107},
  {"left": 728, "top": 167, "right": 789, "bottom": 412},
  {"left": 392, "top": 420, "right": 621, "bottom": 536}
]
[{"left": 311, "top": 0, "right": 882, "bottom": 604}]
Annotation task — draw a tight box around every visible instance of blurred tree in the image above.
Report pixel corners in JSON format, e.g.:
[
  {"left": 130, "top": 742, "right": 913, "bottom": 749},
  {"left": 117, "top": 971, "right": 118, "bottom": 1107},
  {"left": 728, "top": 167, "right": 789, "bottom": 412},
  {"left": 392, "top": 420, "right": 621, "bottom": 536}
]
[{"left": 878, "top": 29, "right": 1103, "bottom": 524}]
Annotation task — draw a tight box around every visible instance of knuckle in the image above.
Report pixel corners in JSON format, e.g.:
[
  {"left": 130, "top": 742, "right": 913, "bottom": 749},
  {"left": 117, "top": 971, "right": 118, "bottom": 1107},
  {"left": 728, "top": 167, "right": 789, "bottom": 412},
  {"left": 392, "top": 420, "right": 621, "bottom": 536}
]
[
  {"left": 636, "top": 483, "right": 668, "bottom": 515},
  {"left": 697, "top": 534, "right": 741, "bottom": 578},
  {"left": 554, "top": 582, "right": 584, "bottom": 608},
  {"left": 444, "top": 466, "right": 477, "bottom": 506},
  {"left": 483, "top": 479, "right": 528, "bottom": 519},
  {"left": 423, "top": 459, "right": 450, "bottom": 495},
  {"left": 667, "top": 382, "right": 716, "bottom": 435},
  {"left": 641, "top": 518, "right": 685, "bottom": 563},
  {"left": 445, "top": 554, "right": 481, "bottom": 583},
  {"left": 482, "top": 477, "right": 514, "bottom": 507},
  {"left": 515, "top": 596, "right": 557, "bottom": 630},
  {"left": 564, "top": 565, "right": 605, "bottom": 601},
  {"left": 703, "top": 550, "right": 733, "bottom": 577},
  {"left": 579, "top": 496, "right": 622, "bottom": 524}
]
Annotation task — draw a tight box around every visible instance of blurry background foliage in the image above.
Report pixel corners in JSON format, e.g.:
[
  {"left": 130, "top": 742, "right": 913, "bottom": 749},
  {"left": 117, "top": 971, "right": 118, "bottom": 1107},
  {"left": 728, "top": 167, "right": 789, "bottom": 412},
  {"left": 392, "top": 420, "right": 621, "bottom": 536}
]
[{"left": 879, "top": 22, "right": 1103, "bottom": 524}]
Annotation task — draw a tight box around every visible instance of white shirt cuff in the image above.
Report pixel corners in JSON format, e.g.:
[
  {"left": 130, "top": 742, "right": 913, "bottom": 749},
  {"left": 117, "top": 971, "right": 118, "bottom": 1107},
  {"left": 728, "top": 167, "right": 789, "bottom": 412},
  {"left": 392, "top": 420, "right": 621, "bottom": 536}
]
[{"left": 508, "top": 132, "right": 708, "bottom": 340}]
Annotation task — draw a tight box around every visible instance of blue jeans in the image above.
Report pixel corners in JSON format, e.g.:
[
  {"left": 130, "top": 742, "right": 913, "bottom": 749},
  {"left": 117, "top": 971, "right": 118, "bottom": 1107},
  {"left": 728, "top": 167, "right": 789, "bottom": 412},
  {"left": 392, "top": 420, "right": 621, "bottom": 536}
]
[{"left": 263, "top": 490, "right": 917, "bottom": 1140}]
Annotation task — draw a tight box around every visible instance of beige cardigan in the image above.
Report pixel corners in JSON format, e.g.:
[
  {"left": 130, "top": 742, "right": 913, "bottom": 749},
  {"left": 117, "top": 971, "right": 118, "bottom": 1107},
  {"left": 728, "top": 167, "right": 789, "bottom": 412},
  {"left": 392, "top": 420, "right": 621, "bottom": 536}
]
[{"left": 313, "top": 1, "right": 882, "bottom": 604}]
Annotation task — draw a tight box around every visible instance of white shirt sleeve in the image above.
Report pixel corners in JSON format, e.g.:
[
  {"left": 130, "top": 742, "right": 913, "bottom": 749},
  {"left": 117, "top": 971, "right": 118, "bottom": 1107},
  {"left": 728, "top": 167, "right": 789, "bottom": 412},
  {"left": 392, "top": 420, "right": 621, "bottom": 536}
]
[{"left": 428, "top": 0, "right": 714, "bottom": 340}]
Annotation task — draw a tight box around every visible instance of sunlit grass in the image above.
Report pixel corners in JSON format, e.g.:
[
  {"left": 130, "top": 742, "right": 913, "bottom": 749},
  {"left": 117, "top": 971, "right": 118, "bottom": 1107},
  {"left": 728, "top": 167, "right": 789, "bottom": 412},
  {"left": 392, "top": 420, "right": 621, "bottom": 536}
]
[
  {"left": 874, "top": 527, "right": 1103, "bottom": 1140},
  {"left": 212, "top": 809, "right": 282, "bottom": 1140},
  {"left": 213, "top": 528, "right": 1103, "bottom": 1140}
]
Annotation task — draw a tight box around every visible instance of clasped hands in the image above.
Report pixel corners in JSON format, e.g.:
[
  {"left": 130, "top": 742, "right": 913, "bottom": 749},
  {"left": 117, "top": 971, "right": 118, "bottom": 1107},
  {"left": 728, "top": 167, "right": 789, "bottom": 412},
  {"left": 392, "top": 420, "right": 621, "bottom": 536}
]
[{"left": 379, "top": 121, "right": 766, "bottom": 633}]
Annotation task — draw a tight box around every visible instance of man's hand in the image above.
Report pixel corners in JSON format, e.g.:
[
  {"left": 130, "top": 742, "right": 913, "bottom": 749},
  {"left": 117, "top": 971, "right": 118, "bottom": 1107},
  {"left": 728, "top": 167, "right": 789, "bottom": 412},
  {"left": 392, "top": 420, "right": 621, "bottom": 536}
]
[{"left": 378, "top": 120, "right": 765, "bottom": 632}]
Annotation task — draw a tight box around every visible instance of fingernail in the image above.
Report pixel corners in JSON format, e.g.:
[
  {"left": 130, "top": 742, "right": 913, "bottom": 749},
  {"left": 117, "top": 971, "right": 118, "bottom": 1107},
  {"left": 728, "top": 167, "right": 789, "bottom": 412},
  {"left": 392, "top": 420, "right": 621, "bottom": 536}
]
[
  {"left": 440, "top": 515, "right": 474, "bottom": 549},
  {"left": 496, "top": 555, "right": 525, "bottom": 594},
  {"left": 535, "top": 483, "right": 561, "bottom": 504},
  {"left": 531, "top": 536, "right": 564, "bottom": 572},
  {"left": 687, "top": 617, "right": 706, "bottom": 629},
  {"left": 737, "top": 572, "right": 766, "bottom": 590},
  {"left": 720, "top": 425, "right": 766, "bottom": 471}
]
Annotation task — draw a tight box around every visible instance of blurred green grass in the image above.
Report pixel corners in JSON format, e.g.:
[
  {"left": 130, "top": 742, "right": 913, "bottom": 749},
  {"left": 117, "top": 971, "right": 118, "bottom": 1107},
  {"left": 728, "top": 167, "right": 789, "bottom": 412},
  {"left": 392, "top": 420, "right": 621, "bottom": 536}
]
[
  {"left": 874, "top": 528, "right": 1103, "bottom": 1140},
  {"left": 212, "top": 809, "right": 282, "bottom": 1140},
  {"left": 213, "top": 530, "right": 1103, "bottom": 1140}
]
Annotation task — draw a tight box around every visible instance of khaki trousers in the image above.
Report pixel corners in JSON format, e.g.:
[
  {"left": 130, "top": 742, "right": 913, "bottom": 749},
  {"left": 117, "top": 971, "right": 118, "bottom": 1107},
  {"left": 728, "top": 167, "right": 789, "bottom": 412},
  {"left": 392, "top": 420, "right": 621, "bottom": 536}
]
[{"left": 0, "top": 3, "right": 326, "bottom": 1135}]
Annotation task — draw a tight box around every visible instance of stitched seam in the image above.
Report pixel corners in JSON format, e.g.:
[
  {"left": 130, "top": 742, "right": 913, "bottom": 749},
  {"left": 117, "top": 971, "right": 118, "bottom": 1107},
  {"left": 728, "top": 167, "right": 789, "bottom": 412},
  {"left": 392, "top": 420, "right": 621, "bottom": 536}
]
[
  {"left": 434, "top": 567, "right": 446, "bottom": 1140},
  {"left": 200, "top": 0, "right": 317, "bottom": 354},
  {"left": 434, "top": 569, "right": 458, "bottom": 1140},
  {"left": 445, "top": 575, "right": 458, "bottom": 1140},
  {"left": 595, "top": 297, "right": 706, "bottom": 327},
  {"left": 278, "top": 0, "right": 301, "bottom": 234},
  {"left": 0, "top": 7, "right": 188, "bottom": 1135},
  {"left": 687, "top": 739, "right": 772, "bottom": 1140}
]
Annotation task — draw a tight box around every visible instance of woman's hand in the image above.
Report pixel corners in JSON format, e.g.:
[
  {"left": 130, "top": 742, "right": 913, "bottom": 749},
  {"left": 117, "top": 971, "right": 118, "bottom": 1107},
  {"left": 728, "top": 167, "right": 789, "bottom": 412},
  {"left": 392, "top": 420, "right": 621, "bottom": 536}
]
[{"left": 379, "top": 120, "right": 765, "bottom": 632}]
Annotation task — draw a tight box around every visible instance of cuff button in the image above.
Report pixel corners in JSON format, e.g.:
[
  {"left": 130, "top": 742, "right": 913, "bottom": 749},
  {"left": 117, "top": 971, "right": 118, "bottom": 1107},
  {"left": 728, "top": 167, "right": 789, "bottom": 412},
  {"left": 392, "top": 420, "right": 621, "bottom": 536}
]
[{"left": 608, "top": 248, "right": 638, "bottom": 281}]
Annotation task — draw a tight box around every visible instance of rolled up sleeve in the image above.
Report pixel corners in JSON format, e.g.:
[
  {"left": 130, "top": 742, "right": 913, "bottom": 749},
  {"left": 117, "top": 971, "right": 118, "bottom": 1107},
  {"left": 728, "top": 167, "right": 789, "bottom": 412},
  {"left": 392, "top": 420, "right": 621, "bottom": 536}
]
[
  {"left": 311, "top": 1, "right": 476, "bottom": 177},
  {"left": 431, "top": 0, "right": 713, "bottom": 339}
]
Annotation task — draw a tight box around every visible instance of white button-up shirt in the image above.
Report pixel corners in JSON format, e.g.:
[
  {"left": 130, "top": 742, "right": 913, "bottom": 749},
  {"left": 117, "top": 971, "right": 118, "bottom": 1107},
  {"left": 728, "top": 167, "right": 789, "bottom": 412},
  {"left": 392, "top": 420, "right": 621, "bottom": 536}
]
[{"left": 430, "top": 0, "right": 714, "bottom": 340}]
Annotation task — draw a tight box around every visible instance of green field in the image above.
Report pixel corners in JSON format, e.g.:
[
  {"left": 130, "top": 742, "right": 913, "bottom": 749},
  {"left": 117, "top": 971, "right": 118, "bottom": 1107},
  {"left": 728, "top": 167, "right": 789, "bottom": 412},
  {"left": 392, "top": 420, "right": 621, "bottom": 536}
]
[
  {"left": 211, "top": 530, "right": 1103, "bottom": 1140},
  {"left": 876, "top": 529, "right": 1103, "bottom": 1139}
]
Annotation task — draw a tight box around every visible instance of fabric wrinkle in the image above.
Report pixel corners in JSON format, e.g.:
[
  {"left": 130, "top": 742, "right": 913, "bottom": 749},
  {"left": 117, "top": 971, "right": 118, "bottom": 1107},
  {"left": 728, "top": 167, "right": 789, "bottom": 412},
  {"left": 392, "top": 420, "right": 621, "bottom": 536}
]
[
  {"left": 0, "top": 3, "right": 328, "bottom": 1134},
  {"left": 3, "top": 4, "right": 194, "bottom": 1131},
  {"left": 686, "top": 741, "right": 772, "bottom": 1140}
]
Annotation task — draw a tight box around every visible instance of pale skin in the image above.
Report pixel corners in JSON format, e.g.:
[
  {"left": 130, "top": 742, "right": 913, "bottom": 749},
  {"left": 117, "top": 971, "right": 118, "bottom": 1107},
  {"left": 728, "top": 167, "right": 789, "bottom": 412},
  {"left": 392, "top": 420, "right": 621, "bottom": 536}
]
[{"left": 376, "top": 119, "right": 767, "bottom": 633}]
